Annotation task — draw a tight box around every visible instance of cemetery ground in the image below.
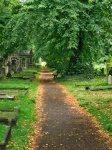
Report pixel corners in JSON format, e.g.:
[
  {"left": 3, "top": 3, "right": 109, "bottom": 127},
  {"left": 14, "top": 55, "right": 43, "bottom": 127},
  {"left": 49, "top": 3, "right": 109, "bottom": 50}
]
[
  {"left": 59, "top": 75, "right": 112, "bottom": 137},
  {"left": 0, "top": 67, "right": 39, "bottom": 150},
  {"left": 1, "top": 67, "right": 112, "bottom": 149}
]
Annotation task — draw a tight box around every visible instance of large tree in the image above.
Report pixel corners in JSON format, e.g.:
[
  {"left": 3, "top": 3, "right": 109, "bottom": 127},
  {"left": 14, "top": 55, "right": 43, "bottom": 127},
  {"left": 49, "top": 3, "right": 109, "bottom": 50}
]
[
  {"left": 33, "top": 0, "right": 112, "bottom": 73},
  {"left": 2, "top": 0, "right": 112, "bottom": 74},
  {"left": 0, "top": 0, "right": 21, "bottom": 56},
  {"left": 0, "top": 0, "right": 21, "bottom": 55}
]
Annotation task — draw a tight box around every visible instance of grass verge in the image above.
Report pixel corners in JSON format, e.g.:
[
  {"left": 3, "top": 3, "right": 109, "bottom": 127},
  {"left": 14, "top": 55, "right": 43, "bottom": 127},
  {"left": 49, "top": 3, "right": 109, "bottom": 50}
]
[
  {"left": 0, "top": 124, "right": 6, "bottom": 143},
  {"left": 59, "top": 75, "right": 112, "bottom": 136},
  {"left": 0, "top": 67, "right": 40, "bottom": 149}
]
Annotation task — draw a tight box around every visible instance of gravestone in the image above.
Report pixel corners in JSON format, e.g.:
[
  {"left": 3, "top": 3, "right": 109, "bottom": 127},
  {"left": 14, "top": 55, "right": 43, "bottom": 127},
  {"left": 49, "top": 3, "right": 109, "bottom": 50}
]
[
  {"left": 0, "top": 94, "right": 15, "bottom": 100},
  {"left": 0, "top": 107, "right": 19, "bottom": 124},
  {"left": 0, "top": 56, "right": 5, "bottom": 78},
  {"left": 108, "top": 75, "right": 112, "bottom": 84},
  {"left": 20, "top": 50, "right": 34, "bottom": 69},
  {"left": 108, "top": 67, "right": 112, "bottom": 84},
  {"left": 6, "top": 50, "right": 34, "bottom": 74},
  {"left": 7, "top": 53, "right": 20, "bottom": 73},
  {"left": 0, "top": 125, "right": 11, "bottom": 149}
]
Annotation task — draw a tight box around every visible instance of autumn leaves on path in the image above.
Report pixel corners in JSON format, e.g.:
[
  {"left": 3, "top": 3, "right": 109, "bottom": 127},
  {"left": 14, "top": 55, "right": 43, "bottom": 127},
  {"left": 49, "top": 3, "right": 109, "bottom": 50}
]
[{"left": 35, "top": 67, "right": 112, "bottom": 150}]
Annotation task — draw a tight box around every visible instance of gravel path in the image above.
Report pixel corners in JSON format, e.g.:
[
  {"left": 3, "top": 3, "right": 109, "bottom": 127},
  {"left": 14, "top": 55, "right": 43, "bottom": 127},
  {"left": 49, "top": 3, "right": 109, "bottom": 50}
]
[{"left": 35, "top": 69, "right": 112, "bottom": 150}]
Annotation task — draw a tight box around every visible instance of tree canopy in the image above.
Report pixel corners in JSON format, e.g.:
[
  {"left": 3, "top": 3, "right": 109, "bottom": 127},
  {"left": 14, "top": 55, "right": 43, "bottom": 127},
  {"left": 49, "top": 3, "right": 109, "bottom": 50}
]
[
  {"left": 1, "top": 0, "right": 112, "bottom": 74},
  {"left": 0, "top": 0, "right": 22, "bottom": 55}
]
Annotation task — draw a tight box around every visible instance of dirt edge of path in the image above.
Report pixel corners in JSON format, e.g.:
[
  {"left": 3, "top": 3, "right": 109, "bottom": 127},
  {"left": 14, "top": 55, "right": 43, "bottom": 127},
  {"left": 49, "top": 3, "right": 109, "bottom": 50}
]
[
  {"left": 58, "top": 83, "right": 112, "bottom": 147},
  {"left": 26, "top": 83, "right": 44, "bottom": 150},
  {"left": 27, "top": 81, "right": 112, "bottom": 150}
]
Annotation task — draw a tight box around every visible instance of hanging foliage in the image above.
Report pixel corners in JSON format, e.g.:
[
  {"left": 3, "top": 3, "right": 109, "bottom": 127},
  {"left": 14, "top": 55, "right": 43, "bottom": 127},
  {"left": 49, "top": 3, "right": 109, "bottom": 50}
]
[
  {"left": 1, "top": 0, "right": 112, "bottom": 74},
  {"left": 0, "top": 0, "right": 21, "bottom": 56}
]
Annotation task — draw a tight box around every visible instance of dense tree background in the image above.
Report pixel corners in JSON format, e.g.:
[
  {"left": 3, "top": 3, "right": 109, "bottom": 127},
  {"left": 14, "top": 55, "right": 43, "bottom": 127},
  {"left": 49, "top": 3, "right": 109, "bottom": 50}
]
[
  {"left": 0, "top": 0, "right": 112, "bottom": 74},
  {"left": 0, "top": 0, "right": 21, "bottom": 56}
]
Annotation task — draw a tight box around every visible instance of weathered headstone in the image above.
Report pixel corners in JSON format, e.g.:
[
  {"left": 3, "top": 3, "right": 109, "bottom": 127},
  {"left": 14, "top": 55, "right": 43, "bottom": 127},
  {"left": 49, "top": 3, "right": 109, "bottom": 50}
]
[
  {"left": 0, "top": 56, "right": 5, "bottom": 78},
  {"left": 108, "top": 75, "right": 112, "bottom": 84},
  {"left": 0, "top": 94, "right": 15, "bottom": 100}
]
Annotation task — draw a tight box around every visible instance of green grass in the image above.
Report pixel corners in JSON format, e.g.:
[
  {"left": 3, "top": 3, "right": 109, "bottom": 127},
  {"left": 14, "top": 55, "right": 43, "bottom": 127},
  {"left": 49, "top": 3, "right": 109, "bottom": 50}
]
[
  {"left": 0, "top": 68, "right": 39, "bottom": 149},
  {"left": 12, "top": 73, "right": 35, "bottom": 78},
  {"left": 11, "top": 67, "right": 40, "bottom": 79},
  {"left": 0, "top": 124, "right": 6, "bottom": 143},
  {"left": 7, "top": 80, "right": 37, "bottom": 149},
  {"left": 0, "top": 111, "right": 16, "bottom": 119},
  {"left": 0, "top": 79, "right": 29, "bottom": 89},
  {"left": 60, "top": 74, "right": 112, "bottom": 136},
  {"left": 22, "top": 67, "right": 38, "bottom": 73},
  {"left": 0, "top": 100, "right": 20, "bottom": 109}
]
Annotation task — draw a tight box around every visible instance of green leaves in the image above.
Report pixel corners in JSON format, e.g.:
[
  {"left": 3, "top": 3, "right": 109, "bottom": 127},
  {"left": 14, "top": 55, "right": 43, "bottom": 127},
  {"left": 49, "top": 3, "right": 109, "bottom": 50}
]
[{"left": 1, "top": 0, "right": 112, "bottom": 75}]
